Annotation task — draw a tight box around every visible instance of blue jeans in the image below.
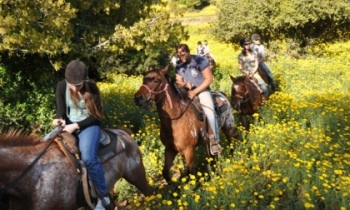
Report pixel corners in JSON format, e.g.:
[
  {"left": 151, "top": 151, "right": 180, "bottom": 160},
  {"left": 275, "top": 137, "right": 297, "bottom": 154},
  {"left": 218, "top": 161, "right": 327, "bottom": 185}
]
[
  {"left": 259, "top": 62, "right": 274, "bottom": 84},
  {"left": 77, "top": 125, "right": 108, "bottom": 196}
]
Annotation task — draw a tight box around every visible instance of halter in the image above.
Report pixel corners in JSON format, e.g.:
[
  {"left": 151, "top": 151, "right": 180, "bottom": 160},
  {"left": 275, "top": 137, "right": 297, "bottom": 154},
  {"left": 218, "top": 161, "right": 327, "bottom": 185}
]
[
  {"left": 232, "top": 81, "right": 253, "bottom": 113},
  {"left": 141, "top": 83, "right": 173, "bottom": 109}
]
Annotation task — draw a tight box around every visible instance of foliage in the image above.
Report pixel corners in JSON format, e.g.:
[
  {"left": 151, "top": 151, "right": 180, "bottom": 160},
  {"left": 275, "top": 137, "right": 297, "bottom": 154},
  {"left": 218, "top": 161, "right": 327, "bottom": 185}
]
[
  {"left": 0, "top": 62, "right": 55, "bottom": 134},
  {"left": 0, "top": 0, "right": 188, "bottom": 133},
  {"left": 214, "top": 0, "right": 350, "bottom": 48},
  {"left": 0, "top": 0, "right": 188, "bottom": 74}
]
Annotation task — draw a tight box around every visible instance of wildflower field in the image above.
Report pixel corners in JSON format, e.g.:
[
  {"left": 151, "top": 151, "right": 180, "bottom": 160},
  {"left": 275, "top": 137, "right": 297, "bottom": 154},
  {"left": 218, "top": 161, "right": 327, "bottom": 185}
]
[{"left": 98, "top": 22, "right": 350, "bottom": 209}]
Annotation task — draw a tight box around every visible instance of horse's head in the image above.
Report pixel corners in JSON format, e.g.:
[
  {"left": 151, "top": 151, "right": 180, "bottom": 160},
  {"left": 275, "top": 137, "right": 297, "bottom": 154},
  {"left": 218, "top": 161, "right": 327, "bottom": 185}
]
[
  {"left": 229, "top": 75, "right": 250, "bottom": 110},
  {"left": 134, "top": 66, "right": 169, "bottom": 110}
]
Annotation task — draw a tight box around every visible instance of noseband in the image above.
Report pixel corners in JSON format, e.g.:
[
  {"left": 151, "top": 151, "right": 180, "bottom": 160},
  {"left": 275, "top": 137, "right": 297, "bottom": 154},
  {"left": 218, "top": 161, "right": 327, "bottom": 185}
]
[{"left": 141, "top": 83, "right": 173, "bottom": 109}]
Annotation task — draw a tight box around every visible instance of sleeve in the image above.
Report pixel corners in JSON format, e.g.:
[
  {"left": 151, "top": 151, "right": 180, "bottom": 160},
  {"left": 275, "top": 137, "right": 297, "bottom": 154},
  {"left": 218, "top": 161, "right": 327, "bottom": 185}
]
[
  {"left": 196, "top": 56, "right": 210, "bottom": 71},
  {"left": 55, "top": 80, "right": 67, "bottom": 119},
  {"left": 77, "top": 115, "right": 99, "bottom": 128}
]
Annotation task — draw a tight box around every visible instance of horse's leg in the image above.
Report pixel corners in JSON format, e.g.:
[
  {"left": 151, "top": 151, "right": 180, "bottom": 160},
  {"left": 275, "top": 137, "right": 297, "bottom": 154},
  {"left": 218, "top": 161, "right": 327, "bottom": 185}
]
[
  {"left": 123, "top": 157, "right": 153, "bottom": 196},
  {"left": 163, "top": 147, "right": 178, "bottom": 183},
  {"left": 183, "top": 148, "right": 195, "bottom": 176},
  {"left": 240, "top": 115, "right": 249, "bottom": 130}
]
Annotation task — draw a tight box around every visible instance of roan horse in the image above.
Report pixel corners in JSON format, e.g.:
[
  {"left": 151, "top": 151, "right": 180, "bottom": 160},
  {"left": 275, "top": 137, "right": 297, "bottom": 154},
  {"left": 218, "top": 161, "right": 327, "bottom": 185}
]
[
  {"left": 0, "top": 129, "right": 152, "bottom": 210},
  {"left": 134, "top": 67, "right": 235, "bottom": 183},
  {"left": 204, "top": 53, "right": 216, "bottom": 72},
  {"left": 230, "top": 75, "right": 263, "bottom": 130}
]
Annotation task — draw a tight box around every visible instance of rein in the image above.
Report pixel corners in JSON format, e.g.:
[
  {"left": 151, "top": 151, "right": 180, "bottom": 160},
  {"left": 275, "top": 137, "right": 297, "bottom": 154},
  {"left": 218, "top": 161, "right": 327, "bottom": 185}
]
[
  {"left": 0, "top": 128, "right": 61, "bottom": 198},
  {"left": 142, "top": 82, "right": 194, "bottom": 120}
]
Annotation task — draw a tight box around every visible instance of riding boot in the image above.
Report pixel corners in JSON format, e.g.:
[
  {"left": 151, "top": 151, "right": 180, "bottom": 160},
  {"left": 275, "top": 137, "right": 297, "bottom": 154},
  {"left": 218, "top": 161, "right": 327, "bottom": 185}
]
[{"left": 271, "top": 82, "right": 278, "bottom": 91}]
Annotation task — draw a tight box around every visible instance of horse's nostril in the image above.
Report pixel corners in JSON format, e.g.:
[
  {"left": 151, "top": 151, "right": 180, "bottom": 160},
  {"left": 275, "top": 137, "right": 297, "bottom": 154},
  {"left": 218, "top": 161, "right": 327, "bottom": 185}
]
[{"left": 134, "top": 95, "right": 143, "bottom": 106}]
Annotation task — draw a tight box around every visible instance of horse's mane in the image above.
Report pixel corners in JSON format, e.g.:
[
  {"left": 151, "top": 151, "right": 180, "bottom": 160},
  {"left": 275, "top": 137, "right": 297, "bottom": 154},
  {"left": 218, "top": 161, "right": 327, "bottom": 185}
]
[
  {"left": 233, "top": 75, "right": 247, "bottom": 84},
  {"left": 0, "top": 131, "right": 40, "bottom": 147},
  {"left": 164, "top": 73, "right": 190, "bottom": 102}
]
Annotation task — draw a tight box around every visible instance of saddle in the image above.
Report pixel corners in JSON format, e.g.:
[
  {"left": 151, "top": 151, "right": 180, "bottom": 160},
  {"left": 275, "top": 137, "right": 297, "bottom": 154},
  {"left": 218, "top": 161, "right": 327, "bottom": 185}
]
[
  {"left": 53, "top": 129, "right": 126, "bottom": 175},
  {"left": 52, "top": 129, "right": 128, "bottom": 209},
  {"left": 191, "top": 91, "right": 230, "bottom": 122}
]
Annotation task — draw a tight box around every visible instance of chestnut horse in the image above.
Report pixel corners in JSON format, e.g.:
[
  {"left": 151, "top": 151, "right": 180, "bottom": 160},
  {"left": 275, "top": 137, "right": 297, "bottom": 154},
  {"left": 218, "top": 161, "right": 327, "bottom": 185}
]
[
  {"left": 230, "top": 75, "right": 262, "bottom": 130},
  {"left": 0, "top": 129, "right": 152, "bottom": 210},
  {"left": 134, "top": 67, "right": 235, "bottom": 183}
]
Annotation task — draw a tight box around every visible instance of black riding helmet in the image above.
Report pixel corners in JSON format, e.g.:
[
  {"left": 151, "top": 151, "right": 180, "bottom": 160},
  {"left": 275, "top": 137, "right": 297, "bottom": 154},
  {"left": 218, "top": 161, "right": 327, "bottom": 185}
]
[{"left": 240, "top": 37, "right": 250, "bottom": 48}]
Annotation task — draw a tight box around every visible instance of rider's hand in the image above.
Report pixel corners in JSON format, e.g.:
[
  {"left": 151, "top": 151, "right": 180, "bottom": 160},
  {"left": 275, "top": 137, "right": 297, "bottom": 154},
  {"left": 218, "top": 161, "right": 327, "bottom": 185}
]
[
  {"left": 63, "top": 123, "right": 79, "bottom": 134},
  {"left": 187, "top": 90, "right": 197, "bottom": 99},
  {"left": 184, "top": 82, "right": 194, "bottom": 90},
  {"left": 52, "top": 119, "right": 66, "bottom": 127}
]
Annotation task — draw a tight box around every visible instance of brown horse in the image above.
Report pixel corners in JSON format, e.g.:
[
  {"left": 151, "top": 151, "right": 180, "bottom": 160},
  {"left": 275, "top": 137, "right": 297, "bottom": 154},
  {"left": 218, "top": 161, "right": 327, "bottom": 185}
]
[
  {"left": 230, "top": 75, "right": 262, "bottom": 130},
  {"left": 134, "top": 67, "right": 235, "bottom": 183},
  {"left": 0, "top": 129, "right": 152, "bottom": 210}
]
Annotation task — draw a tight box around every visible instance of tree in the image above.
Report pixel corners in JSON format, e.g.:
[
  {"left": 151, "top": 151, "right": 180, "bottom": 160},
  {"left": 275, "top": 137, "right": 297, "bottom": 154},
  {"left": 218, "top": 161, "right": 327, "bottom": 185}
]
[
  {"left": 0, "top": 0, "right": 188, "bottom": 132},
  {"left": 214, "top": 0, "right": 350, "bottom": 47},
  {"left": 0, "top": 0, "right": 187, "bottom": 73}
]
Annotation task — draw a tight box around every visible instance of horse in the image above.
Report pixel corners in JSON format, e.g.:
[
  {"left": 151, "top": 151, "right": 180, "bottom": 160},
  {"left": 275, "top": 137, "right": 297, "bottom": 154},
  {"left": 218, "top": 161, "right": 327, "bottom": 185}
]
[
  {"left": 204, "top": 53, "right": 216, "bottom": 72},
  {"left": 257, "top": 66, "right": 279, "bottom": 91},
  {"left": 0, "top": 129, "right": 152, "bottom": 210},
  {"left": 230, "top": 75, "right": 262, "bottom": 130},
  {"left": 134, "top": 67, "right": 235, "bottom": 183}
]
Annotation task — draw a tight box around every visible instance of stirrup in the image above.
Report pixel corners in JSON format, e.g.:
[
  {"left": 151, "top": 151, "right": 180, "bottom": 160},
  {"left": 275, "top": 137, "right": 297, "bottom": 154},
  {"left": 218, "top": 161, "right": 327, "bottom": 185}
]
[
  {"left": 210, "top": 142, "right": 221, "bottom": 155},
  {"left": 209, "top": 136, "right": 221, "bottom": 156}
]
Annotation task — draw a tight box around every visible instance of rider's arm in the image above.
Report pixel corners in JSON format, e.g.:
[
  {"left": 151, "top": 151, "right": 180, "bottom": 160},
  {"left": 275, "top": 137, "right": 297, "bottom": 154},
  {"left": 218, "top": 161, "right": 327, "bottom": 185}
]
[
  {"left": 192, "top": 67, "right": 213, "bottom": 95},
  {"left": 176, "top": 74, "right": 192, "bottom": 89},
  {"left": 251, "top": 54, "right": 259, "bottom": 75},
  {"left": 238, "top": 59, "right": 248, "bottom": 75}
]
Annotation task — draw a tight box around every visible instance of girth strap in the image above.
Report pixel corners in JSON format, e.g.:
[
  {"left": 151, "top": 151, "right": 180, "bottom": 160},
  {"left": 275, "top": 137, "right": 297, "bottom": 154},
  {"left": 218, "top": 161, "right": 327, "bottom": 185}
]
[
  {"left": 80, "top": 160, "right": 95, "bottom": 209},
  {"left": 54, "top": 138, "right": 81, "bottom": 175}
]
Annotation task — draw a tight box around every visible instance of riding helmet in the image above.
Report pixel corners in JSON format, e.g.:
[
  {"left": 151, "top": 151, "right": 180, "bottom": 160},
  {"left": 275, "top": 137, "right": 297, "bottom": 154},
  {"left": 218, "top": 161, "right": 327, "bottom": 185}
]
[
  {"left": 65, "top": 60, "right": 88, "bottom": 84},
  {"left": 251, "top": 34, "right": 261, "bottom": 41},
  {"left": 239, "top": 37, "right": 250, "bottom": 48}
]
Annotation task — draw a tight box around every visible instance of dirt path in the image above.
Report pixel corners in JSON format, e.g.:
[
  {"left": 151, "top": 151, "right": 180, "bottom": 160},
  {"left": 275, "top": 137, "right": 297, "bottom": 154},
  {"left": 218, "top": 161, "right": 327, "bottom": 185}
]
[{"left": 171, "top": 15, "right": 217, "bottom": 26}]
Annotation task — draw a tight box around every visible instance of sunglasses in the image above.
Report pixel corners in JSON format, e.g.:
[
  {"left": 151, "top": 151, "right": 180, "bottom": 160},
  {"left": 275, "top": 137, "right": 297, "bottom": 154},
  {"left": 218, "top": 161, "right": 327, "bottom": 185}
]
[{"left": 177, "top": 52, "right": 187, "bottom": 58}]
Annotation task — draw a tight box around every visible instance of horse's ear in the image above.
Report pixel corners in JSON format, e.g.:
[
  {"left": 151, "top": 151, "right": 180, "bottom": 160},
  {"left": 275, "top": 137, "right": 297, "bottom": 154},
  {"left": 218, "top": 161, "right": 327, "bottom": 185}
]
[
  {"left": 230, "top": 75, "right": 235, "bottom": 82},
  {"left": 159, "top": 65, "right": 169, "bottom": 75}
]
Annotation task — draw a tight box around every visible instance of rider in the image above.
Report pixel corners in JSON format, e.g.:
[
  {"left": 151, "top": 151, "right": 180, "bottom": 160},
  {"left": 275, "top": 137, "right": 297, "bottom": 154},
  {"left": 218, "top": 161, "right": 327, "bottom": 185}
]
[
  {"left": 250, "top": 34, "right": 277, "bottom": 91},
  {"left": 52, "top": 60, "right": 111, "bottom": 210},
  {"left": 196, "top": 41, "right": 205, "bottom": 57},
  {"left": 203, "top": 40, "right": 216, "bottom": 63},
  {"left": 238, "top": 37, "right": 268, "bottom": 100},
  {"left": 175, "top": 43, "right": 221, "bottom": 155}
]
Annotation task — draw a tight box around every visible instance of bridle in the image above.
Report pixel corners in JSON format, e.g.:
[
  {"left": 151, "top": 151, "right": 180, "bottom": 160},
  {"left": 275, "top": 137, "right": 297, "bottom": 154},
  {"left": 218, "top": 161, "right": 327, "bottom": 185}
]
[
  {"left": 232, "top": 80, "right": 253, "bottom": 112},
  {"left": 141, "top": 83, "right": 173, "bottom": 109},
  {"left": 140, "top": 80, "right": 193, "bottom": 120}
]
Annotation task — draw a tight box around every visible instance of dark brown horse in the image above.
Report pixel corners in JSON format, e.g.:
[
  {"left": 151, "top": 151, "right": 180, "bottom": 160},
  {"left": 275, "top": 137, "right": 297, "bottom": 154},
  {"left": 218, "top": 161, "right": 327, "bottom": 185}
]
[
  {"left": 134, "top": 67, "right": 235, "bottom": 183},
  {"left": 0, "top": 129, "right": 152, "bottom": 210},
  {"left": 230, "top": 75, "right": 262, "bottom": 130}
]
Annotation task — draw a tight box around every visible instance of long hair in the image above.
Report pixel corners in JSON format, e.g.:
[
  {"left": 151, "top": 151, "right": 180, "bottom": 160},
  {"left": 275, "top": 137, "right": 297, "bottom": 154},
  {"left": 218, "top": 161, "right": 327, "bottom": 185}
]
[{"left": 69, "top": 80, "right": 103, "bottom": 120}]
